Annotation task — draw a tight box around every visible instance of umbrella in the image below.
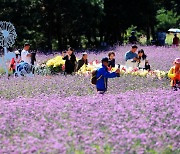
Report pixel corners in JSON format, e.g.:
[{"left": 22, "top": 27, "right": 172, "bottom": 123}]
[{"left": 168, "top": 28, "right": 180, "bottom": 33}]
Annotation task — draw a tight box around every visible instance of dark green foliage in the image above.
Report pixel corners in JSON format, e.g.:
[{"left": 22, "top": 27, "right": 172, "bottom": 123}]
[{"left": 0, "top": 0, "right": 179, "bottom": 50}]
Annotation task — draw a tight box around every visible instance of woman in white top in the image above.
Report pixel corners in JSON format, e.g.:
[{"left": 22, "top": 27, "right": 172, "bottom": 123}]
[{"left": 138, "top": 49, "right": 150, "bottom": 70}]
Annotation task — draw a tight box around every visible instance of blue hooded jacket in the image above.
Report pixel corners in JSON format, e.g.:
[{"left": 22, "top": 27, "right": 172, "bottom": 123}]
[{"left": 96, "top": 64, "right": 118, "bottom": 91}]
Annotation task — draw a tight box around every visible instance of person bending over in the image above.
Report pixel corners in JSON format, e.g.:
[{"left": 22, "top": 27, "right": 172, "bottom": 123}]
[
  {"left": 96, "top": 57, "right": 120, "bottom": 94},
  {"left": 168, "top": 58, "right": 180, "bottom": 91}
]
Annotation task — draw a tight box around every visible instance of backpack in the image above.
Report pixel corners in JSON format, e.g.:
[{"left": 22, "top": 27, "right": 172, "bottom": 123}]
[
  {"left": 91, "top": 70, "right": 102, "bottom": 85},
  {"left": 16, "top": 62, "right": 32, "bottom": 76}
]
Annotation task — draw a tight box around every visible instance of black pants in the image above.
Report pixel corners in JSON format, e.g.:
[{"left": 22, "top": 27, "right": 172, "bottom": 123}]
[
  {"left": 173, "top": 80, "right": 180, "bottom": 91},
  {"left": 145, "top": 64, "right": 151, "bottom": 70},
  {"left": 31, "top": 65, "right": 35, "bottom": 74},
  {"left": 175, "top": 80, "right": 180, "bottom": 86},
  {"left": 13, "top": 69, "right": 16, "bottom": 74},
  {"left": 139, "top": 65, "right": 151, "bottom": 71}
]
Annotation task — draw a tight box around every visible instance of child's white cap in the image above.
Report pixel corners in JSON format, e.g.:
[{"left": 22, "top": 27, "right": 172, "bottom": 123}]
[
  {"left": 14, "top": 50, "right": 20, "bottom": 55},
  {"left": 82, "top": 52, "right": 87, "bottom": 55}
]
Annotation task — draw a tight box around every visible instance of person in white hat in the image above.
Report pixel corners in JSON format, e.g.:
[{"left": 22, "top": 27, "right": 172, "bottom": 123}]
[
  {"left": 168, "top": 58, "right": 180, "bottom": 91},
  {"left": 76, "top": 52, "right": 88, "bottom": 71},
  {"left": 9, "top": 50, "right": 21, "bottom": 74}
]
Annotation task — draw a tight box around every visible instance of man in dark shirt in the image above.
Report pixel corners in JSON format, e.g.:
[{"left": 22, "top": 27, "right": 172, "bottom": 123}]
[
  {"left": 62, "top": 48, "right": 77, "bottom": 74},
  {"left": 129, "top": 31, "right": 137, "bottom": 44},
  {"left": 76, "top": 52, "right": 88, "bottom": 71},
  {"left": 173, "top": 34, "right": 179, "bottom": 46}
]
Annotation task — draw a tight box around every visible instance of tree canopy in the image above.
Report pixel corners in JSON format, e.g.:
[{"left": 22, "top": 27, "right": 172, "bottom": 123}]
[{"left": 0, "top": 0, "right": 179, "bottom": 51}]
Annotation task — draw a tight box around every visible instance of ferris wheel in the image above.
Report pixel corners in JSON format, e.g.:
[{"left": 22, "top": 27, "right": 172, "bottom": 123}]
[
  {"left": 0, "top": 21, "right": 17, "bottom": 76},
  {"left": 0, "top": 21, "right": 17, "bottom": 48}
]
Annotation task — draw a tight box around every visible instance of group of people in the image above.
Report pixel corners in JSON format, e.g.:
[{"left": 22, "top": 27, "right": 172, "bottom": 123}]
[
  {"left": 62, "top": 48, "right": 117, "bottom": 75},
  {"left": 93, "top": 45, "right": 179, "bottom": 93},
  {"left": 95, "top": 45, "right": 152, "bottom": 94},
  {"left": 7, "top": 43, "right": 180, "bottom": 92},
  {"left": 61, "top": 48, "right": 88, "bottom": 74},
  {"left": 59, "top": 45, "right": 180, "bottom": 93},
  {"left": 125, "top": 45, "right": 150, "bottom": 70},
  {"left": 61, "top": 45, "right": 152, "bottom": 94},
  {"left": 62, "top": 45, "right": 150, "bottom": 76},
  {"left": 129, "top": 31, "right": 180, "bottom": 47},
  {"left": 9, "top": 43, "right": 36, "bottom": 75},
  {"left": 155, "top": 32, "right": 180, "bottom": 46}
]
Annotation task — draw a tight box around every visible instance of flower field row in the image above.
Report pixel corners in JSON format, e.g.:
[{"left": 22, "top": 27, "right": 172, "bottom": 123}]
[
  {"left": 35, "top": 46, "right": 180, "bottom": 79},
  {"left": 0, "top": 90, "right": 179, "bottom": 153},
  {"left": 0, "top": 74, "right": 170, "bottom": 100},
  {"left": 0, "top": 46, "right": 179, "bottom": 153}
]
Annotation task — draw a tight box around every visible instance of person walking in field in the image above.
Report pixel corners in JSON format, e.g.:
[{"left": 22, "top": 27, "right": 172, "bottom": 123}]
[{"left": 96, "top": 57, "right": 120, "bottom": 94}]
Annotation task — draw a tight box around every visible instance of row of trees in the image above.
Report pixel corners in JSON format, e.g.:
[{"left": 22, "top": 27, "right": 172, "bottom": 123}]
[{"left": 0, "top": 0, "right": 179, "bottom": 51}]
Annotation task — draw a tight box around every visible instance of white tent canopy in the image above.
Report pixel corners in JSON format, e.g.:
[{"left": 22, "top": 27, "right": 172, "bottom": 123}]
[{"left": 168, "top": 28, "right": 180, "bottom": 33}]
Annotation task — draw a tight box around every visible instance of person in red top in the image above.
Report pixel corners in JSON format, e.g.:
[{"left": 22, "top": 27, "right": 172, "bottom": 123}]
[
  {"left": 173, "top": 34, "right": 179, "bottom": 46},
  {"left": 9, "top": 50, "right": 21, "bottom": 74}
]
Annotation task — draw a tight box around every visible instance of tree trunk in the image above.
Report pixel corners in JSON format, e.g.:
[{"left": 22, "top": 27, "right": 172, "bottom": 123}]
[
  {"left": 151, "top": 25, "right": 156, "bottom": 41},
  {"left": 146, "top": 26, "right": 151, "bottom": 44}
]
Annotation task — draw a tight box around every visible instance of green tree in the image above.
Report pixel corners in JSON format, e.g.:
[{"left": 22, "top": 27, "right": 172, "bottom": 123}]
[{"left": 156, "top": 9, "right": 180, "bottom": 31}]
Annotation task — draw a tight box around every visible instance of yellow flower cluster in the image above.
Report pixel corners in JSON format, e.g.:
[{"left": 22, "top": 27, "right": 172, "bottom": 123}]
[
  {"left": 45, "top": 57, "right": 168, "bottom": 79},
  {"left": 46, "top": 56, "right": 65, "bottom": 68},
  {"left": 153, "top": 70, "right": 167, "bottom": 79},
  {"left": 77, "top": 64, "right": 95, "bottom": 75},
  {"left": 77, "top": 61, "right": 102, "bottom": 75},
  {"left": 77, "top": 63, "right": 168, "bottom": 79}
]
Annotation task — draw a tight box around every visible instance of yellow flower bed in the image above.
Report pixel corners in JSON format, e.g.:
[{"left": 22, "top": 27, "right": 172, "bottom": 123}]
[
  {"left": 46, "top": 56, "right": 65, "bottom": 68},
  {"left": 45, "top": 57, "right": 168, "bottom": 79},
  {"left": 77, "top": 63, "right": 168, "bottom": 79}
]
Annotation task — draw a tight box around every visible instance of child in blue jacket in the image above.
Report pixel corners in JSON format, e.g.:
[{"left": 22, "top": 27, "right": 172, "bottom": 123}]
[{"left": 96, "top": 57, "right": 120, "bottom": 94}]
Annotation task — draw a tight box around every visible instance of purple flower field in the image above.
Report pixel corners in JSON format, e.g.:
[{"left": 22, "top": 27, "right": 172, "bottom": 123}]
[
  {"left": 0, "top": 90, "right": 180, "bottom": 153},
  {"left": 0, "top": 46, "right": 180, "bottom": 153},
  {"left": 96, "top": 45, "right": 179, "bottom": 71}
]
